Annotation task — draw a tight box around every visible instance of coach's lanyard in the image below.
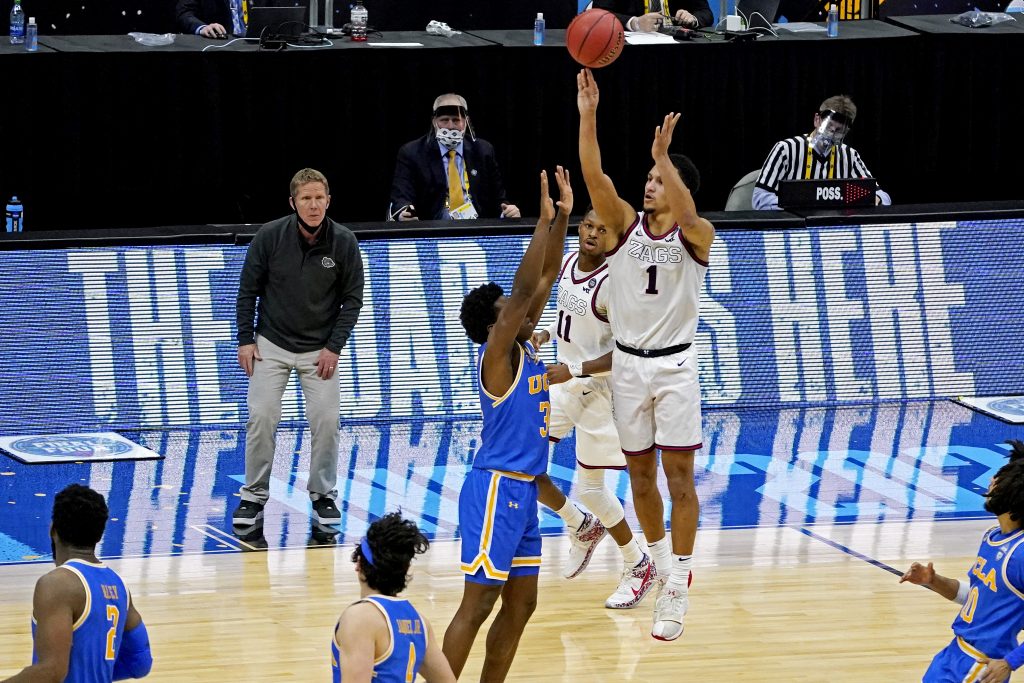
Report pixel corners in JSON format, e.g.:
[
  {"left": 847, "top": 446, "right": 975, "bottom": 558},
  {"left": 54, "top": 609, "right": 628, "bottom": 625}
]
[
  {"left": 643, "top": 0, "right": 672, "bottom": 18},
  {"left": 805, "top": 141, "right": 836, "bottom": 180}
]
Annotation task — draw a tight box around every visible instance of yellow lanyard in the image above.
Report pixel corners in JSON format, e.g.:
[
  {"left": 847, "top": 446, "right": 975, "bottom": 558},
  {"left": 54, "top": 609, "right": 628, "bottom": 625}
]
[
  {"left": 804, "top": 140, "right": 836, "bottom": 180},
  {"left": 643, "top": 0, "right": 672, "bottom": 17}
]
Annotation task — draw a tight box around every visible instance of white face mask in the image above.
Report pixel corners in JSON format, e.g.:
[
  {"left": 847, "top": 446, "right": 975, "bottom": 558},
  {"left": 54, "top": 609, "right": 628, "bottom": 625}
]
[{"left": 436, "top": 127, "right": 464, "bottom": 151}]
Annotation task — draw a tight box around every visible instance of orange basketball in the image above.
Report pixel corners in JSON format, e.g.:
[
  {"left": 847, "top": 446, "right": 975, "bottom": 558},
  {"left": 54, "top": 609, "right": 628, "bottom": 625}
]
[{"left": 566, "top": 9, "right": 625, "bottom": 69}]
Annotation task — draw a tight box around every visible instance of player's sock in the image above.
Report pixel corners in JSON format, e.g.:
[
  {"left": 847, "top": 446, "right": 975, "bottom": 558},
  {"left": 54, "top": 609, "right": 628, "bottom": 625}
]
[
  {"left": 556, "top": 500, "right": 586, "bottom": 531},
  {"left": 647, "top": 537, "right": 672, "bottom": 578},
  {"left": 667, "top": 554, "right": 692, "bottom": 593},
  {"left": 619, "top": 538, "right": 644, "bottom": 567}
]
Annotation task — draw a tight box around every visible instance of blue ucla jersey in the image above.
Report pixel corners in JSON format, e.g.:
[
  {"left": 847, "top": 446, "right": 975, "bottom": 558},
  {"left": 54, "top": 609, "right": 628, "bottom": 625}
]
[
  {"left": 32, "top": 559, "right": 129, "bottom": 683},
  {"left": 331, "top": 595, "right": 427, "bottom": 683},
  {"left": 952, "top": 526, "right": 1024, "bottom": 657},
  {"left": 474, "top": 341, "right": 550, "bottom": 477}
]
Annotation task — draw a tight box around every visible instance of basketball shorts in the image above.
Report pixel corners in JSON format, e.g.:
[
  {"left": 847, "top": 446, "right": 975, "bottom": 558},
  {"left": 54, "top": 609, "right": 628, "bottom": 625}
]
[
  {"left": 923, "top": 637, "right": 994, "bottom": 683},
  {"left": 459, "top": 468, "right": 541, "bottom": 585},
  {"left": 610, "top": 345, "right": 703, "bottom": 455},
  {"left": 547, "top": 376, "right": 625, "bottom": 470}
]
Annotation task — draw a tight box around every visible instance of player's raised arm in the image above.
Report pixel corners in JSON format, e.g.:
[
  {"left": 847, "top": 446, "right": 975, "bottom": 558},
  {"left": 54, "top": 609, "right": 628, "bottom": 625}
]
[
  {"left": 5, "top": 572, "right": 76, "bottom": 682},
  {"left": 480, "top": 172, "right": 556, "bottom": 395},
  {"left": 652, "top": 113, "right": 714, "bottom": 261},
  {"left": 527, "top": 165, "right": 574, "bottom": 328},
  {"left": 577, "top": 69, "right": 636, "bottom": 241}
]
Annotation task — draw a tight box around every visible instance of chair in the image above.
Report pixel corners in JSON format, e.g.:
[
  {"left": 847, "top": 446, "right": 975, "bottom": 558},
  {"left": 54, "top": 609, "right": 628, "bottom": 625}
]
[{"left": 724, "top": 169, "right": 761, "bottom": 211}]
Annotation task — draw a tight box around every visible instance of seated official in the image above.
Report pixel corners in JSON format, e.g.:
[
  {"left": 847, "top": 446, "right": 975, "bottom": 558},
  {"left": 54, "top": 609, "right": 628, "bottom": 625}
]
[
  {"left": 593, "top": 0, "right": 714, "bottom": 31},
  {"left": 753, "top": 95, "right": 891, "bottom": 210},
  {"left": 176, "top": 0, "right": 231, "bottom": 38},
  {"left": 388, "top": 93, "right": 520, "bottom": 222}
]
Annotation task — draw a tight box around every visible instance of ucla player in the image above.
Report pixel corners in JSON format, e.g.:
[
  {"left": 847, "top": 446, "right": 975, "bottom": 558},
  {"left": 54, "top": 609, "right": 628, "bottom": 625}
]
[
  {"left": 331, "top": 513, "right": 455, "bottom": 683},
  {"left": 901, "top": 440, "right": 1024, "bottom": 683},
  {"left": 531, "top": 206, "right": 658, "bottom": 609},
  {"left": 577, "top": 68, "right": 715, "bottom": 641},
  {"left": 4, "top": 484, "right": 152, "bottom": 682},
  {"left": 442, "top": 167, "right": 572, "bottom": 682}
]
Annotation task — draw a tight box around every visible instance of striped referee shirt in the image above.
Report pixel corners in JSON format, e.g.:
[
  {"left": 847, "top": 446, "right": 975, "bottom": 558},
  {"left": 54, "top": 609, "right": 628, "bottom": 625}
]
[{"left": 752, "top": 134, "right": 890, "bottom": 210}]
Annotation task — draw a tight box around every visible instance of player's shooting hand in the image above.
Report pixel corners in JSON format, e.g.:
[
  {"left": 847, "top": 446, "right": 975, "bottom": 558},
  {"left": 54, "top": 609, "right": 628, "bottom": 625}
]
[
  {"left": 539, "top": 171, "right": 555, "bottom": 224},
  {"left": 978, "top": 658, "right": 1010, "bottom": 683},
  {"left": 547, "top": 363, "right": 572, "bottom": 385},
  {"left": 553, "top": 165, "right": 573, "bottom": 215},
  {"left": 576, "top": 69, "right": 600, "bottom": 114},
  {"left": 652, "top": 113, "right": 680, "bottom": 161},
  {"left": 316, "top": 348, "right": 340, "bottom": 380},
  {"left": 899, "top": 561, "right": 935, "bottom": 586},
  {"left": 531, "top": 329, "right": 550, "bottom": 350},
  {"left": 238, "top": 343, "right": 262, "bottom": 377}
]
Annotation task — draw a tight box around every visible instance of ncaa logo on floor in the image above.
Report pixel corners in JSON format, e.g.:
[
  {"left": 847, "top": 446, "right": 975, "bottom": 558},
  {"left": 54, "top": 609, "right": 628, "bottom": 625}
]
[{"left": 9, "top": 435, "right": 133, "bottom": 458}]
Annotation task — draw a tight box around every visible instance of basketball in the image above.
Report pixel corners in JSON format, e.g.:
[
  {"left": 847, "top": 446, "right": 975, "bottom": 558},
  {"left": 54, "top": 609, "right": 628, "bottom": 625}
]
[{"left": 566, "top": 9, "right": 625, "bottom": 69}]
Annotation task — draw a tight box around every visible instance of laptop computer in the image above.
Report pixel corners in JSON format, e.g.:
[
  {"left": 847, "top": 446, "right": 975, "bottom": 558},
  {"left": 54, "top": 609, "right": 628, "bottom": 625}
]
[
  {"left": 246, "top": 6, "right": 307, "bottom": 39},
  {"left": 778, "top": 178, "right": 878, "bottom": 209},
  {"left": 737, "top": 0, "right": 781, "bottom": 29}
]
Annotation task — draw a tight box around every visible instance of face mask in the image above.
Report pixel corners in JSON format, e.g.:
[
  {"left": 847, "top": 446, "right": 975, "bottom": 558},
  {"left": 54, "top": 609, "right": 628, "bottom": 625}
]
[
  {"left": 809, "top": 111, "right": 849, "bottom": 156},
  {"left": 436, "top": 127, "right": 464, "bottom": 151}
]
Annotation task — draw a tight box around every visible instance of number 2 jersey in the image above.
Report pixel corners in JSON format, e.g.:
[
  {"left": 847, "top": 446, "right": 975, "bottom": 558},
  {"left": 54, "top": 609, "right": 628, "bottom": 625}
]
[
  {"left": 331, "top": 595, "right": 427, "bottom": 683},
  {"left": 952, "top": 526, "right": 1024, "bottom": 659},
  {"left": 605, "top": 212, "right": 708, "bottom": 350},
  {"left": 32, "top": 559, "right": 129, "bottom": 683}
]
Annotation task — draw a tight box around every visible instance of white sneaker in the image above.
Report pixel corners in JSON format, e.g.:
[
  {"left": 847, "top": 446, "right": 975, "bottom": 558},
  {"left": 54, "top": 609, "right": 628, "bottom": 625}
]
[
  {"left": 651, "top": 587, "right": 689, "bottom": 641},
  {"left": 605, "top": 554, "right": 658, "bottom": 609},
  {"left": 564, "top": 512, "right": 607, "bottom": 579}
]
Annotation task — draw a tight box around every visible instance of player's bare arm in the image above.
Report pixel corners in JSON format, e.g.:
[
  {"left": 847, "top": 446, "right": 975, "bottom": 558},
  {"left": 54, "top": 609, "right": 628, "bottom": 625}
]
[
  {"left": 899, "top": 561, "right": 962, "bottom": 601},
  {"left": 481, "top": 172, "right": 556, "bottom": 397},
  {"left": 577, "top": 68, "right": 637, "bottom": 242},
  {"left": 527, "top": 165, "right": 574, "bottom": 327},
  {"left": 418, "top": 619, "right": 457, "bottom": 683},
  {"left": 5, "top": 571, "right": 79, "bottom": 682},
  {"left": 547, "top": 350, "right": 613, "bottom": 385},
  {"left": 336, "top": 602, "right": 386, "bottom": 683},
  {"left": 652, "top": 113, "right": 715, "bottom": 262}
]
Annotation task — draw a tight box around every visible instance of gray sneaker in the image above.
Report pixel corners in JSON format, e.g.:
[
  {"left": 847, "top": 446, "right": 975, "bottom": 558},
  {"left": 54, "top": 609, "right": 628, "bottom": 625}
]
[{"left": 312, "top": 497, "right": 341, "bottom": 525}]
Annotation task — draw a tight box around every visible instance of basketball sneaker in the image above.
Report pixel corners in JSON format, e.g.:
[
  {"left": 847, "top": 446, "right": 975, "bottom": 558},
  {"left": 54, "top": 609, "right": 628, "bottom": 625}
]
[
  {"left": 312, "top": 497, "right": 341, "bottom": 525},
  {"left": 564, "top": 512, "right": 607, "bottom": 579},
  {"left": 651, "top": 587, "right": 689, "bottom": 641},
  {"left": 605, "top": 553, "right": 658, "bottom": 609},
  {"left": 232, "top": 499, "right": 264, "bottom": 526}
]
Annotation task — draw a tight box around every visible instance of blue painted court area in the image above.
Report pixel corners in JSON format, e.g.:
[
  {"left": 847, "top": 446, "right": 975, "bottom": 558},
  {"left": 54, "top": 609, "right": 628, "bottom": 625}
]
[{"left": 1, "top": 399, "right": 1021, "bottom": 564}]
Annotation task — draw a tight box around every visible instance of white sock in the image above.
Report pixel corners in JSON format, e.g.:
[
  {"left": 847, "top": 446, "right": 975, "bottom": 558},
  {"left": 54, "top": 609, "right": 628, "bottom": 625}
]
[
  {"left": 556, "top": 501, "right": 586, "bottom": 531},
  {"left": 647, "top": 537, "right": 672, "bottom": 578},
  {"left": 667, "top": 554, "right": 692, "bottom": 593},
  {"left": 619, "top": 538, "right": 643, "bottom": 567}
]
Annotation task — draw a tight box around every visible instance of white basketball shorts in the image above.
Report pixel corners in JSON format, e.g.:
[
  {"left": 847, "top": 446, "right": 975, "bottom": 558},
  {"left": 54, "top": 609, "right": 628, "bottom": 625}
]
[{"left": 548, "top": 376, "right": 625, "bottom": 470}]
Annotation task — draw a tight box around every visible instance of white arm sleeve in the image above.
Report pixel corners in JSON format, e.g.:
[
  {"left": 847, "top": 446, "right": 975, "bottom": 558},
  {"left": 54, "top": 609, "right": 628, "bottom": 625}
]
[{"left": 953, "top": 579, "right": 969, "bottom": 606}]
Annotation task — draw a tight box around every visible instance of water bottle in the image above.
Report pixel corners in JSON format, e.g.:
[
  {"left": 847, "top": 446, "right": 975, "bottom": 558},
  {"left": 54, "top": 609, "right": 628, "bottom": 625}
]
[
  {"left": 5, "top": 196, "right": 23, "bottom": 233},
  {"left": 827, "top": 4, "right": 838, "bottom": 37},
  {"left": 350, "top": 0, "right": 367, "bottom": 41},
  {"left": 533, "top": 12, "right": 545, "bottom": 45},
  {"left": 25, "top": 16, "right": 36, "bottom": 51},
  {"left": 9, "top": 0, "right": 25, "bottom": 45}
]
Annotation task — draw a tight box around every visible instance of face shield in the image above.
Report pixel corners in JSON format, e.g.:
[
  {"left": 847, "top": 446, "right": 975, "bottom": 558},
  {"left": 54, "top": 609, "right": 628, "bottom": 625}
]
[{"left": 809, "top": 110, "right": 851, "bottom": 156}]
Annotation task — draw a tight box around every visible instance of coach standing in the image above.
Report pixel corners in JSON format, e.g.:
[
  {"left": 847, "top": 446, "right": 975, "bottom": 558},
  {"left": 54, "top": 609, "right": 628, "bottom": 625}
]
[{"left": 234, "top": 168, "right": 364, "bottom": 527}]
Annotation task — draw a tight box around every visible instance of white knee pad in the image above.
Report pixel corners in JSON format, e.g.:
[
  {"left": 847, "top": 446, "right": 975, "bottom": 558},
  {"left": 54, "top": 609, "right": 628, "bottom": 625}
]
[{"left": 576, "top": 467, "right": 625, "bottom": 528}]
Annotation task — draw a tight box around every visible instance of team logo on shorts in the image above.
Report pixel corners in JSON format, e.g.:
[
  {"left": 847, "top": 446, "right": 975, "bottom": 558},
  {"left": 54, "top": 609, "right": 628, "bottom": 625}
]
[{"left": 322, "top": 257, "right": 336, "bottom": 268}]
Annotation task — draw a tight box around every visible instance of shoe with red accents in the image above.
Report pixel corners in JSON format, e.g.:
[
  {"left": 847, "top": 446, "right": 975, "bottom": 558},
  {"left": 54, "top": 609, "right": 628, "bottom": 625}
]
[
  {"left": 651, "top": 586, "right": 689, "bottom": 641},
  {"left": 605, "top": 553, "right": 658, "bottom": 609},
  {"left": 564, "top": 512, "right": 607, "bottom": 579}
]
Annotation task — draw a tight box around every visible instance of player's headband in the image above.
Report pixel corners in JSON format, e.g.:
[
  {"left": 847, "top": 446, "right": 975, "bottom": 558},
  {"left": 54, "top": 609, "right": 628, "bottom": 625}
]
[{"left": 359, "top": 537, "right": 375, "bottom": 566}]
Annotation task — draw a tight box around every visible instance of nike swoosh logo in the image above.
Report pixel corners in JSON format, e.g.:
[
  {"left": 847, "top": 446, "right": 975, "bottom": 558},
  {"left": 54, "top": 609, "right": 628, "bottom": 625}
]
[
  {"left": 677, "top": 359, "right": 687, "bottom": 367},
  {"left": 631, "top": 563, "right": 652, "bottom": 597},
  {"left": 582, "top": 391, "right": 592, "bottom": 396}
]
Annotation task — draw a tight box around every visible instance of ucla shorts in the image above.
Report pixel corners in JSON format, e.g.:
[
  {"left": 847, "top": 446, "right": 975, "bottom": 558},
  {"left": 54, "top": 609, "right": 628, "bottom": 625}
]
[
  {"left": 459, "top": 468, "right": 541, "bottom": 585},
  {"left": 923, "top": 637, "right": 994, "bottom": 683}
]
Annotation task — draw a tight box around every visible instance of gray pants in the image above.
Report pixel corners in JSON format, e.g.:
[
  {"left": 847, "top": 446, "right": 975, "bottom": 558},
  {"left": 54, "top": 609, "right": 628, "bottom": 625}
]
[{"left": 241, "top": 335, "right": 340, "bottom": 504}]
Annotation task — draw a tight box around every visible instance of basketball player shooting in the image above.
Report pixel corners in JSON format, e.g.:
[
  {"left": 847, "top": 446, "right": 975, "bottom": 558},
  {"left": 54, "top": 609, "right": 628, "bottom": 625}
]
[{"left": 576, "top": 67, "right": 715, "bottom": 642}]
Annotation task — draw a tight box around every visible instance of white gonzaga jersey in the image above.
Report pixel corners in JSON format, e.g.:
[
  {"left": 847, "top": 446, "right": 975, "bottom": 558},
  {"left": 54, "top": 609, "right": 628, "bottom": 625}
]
[
  {"left": 551, "top": 252, "right": 614, "bottom": 366},
  {"left": 605, "top": 212, "right": 708, "bottom": 349}
]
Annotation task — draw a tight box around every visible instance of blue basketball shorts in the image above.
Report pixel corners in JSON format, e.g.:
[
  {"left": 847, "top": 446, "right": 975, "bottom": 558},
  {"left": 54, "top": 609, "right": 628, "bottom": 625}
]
[{"left": 459, "top": 468, "right": 541, "bottom": 585}]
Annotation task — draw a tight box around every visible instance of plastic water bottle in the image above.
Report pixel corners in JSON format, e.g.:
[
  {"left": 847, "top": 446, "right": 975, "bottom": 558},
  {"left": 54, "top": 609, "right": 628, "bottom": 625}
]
[
  {"left": 9, "top": 0, "right": 25, "bottom": 45},
  {"left": 25, "top": 16, "right": 36, "bottom": 51},
  {"left": 533, "top": 12, "right": 545, "bottom": 45},
  {"left": 350, "top": 0, "right": 367, "bottom": 41},
  {"left": 5, "top": 196, "right": 23, "bottom": 233},
  {"left": 827, "top": 4, "right": 839, "bottom": 37}
]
